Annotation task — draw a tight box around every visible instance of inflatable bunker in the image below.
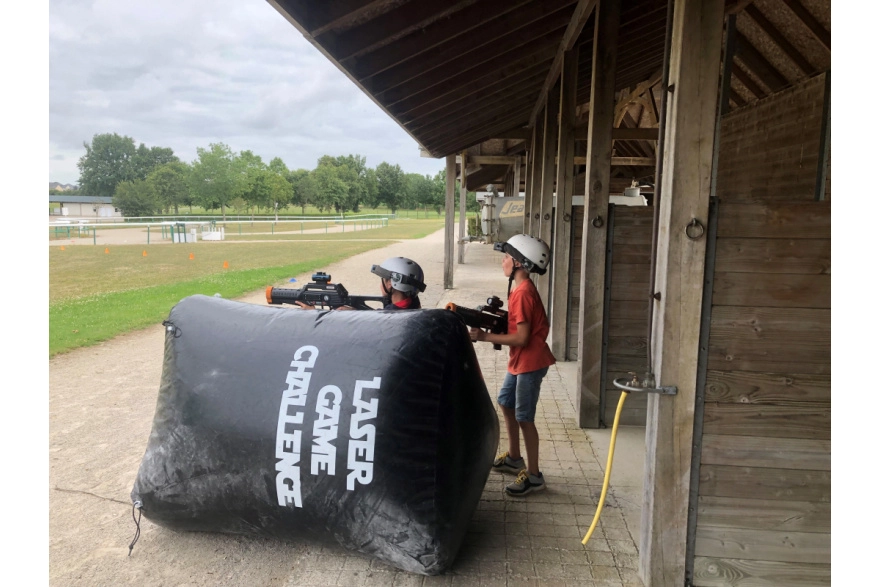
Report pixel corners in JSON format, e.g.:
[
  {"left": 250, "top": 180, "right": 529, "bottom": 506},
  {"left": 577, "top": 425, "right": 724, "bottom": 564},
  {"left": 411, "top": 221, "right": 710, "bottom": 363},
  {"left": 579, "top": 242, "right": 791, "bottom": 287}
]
[{"left": 131, "top": 294, "right": 499, "bottom": 575}]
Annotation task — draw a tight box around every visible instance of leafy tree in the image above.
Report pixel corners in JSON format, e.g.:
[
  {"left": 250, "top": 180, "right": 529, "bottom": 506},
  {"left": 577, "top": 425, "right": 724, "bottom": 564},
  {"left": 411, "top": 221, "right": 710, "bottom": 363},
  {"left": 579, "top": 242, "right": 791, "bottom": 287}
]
[
  {"left": 77, "top": 133, "right": 138, "bottom": 198},
  {"left": 189, "top": 143, "right": 241, "bottom": 221},
  {"left": 147, "top": 161, "right": 190, "bottom": 215},
  {"left": 113, "top": 179, "right": 158, "bottom": 217},
  {"left": 288, "top": 169, "right": 316, "bottom": 214},
  {"left": 264, "top": 158, "right": 294, "bottom": 220},
  {"left": 132, "top": 144, "right": 179, "bottom": 181},
  {"left": 312, "top": 157, "right": 349, "bottom": 213},
  {"left": 376, "top": 162, "right": 405, "bottom": 214}
]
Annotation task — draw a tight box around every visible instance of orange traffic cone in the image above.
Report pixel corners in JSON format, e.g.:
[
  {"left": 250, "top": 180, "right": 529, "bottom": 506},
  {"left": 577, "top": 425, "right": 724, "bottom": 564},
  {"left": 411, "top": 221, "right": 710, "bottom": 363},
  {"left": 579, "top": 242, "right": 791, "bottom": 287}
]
[
  {"left": 189, "top": 253, "right": 195, "bottom": 260},
  {"left": 223, "top": 260, "right": 229, "bottom": 269},
  {"left": 104, "top": 248, "right": 109, "bottom": 254},
  {"left": 142, "top": 250, "right": 148, "bottom": 257},
  {"left": 60, "top": 245, "right": 65, "bottom": 251}
]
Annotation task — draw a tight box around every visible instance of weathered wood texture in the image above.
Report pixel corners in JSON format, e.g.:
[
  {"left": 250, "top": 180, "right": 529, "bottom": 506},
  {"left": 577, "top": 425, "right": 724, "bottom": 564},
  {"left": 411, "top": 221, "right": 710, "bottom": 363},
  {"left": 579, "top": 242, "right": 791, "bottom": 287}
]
[
  {"left": 715, "top": 73, "right": 828, "bottom": 202},
  {"left": 692, "top": 197, "right": 830, "bottom": 583},
  {"left": 692, "top": 557, "right": 830, "bottom": 587}
]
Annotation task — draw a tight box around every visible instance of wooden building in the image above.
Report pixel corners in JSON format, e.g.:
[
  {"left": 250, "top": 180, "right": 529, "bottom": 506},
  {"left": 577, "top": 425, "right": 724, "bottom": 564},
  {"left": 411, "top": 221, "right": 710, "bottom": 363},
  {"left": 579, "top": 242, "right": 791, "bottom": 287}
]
[{"left": 268, "top": 1, "right": 831, "bottom": 585}]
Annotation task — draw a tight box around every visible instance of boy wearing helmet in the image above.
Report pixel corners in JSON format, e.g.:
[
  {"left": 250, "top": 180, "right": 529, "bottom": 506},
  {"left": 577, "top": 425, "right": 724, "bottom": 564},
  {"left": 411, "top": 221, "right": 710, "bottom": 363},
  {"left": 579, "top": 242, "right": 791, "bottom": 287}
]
[
  {"left": 294, "top": 256, "right": 426, "bottom": 311},
  {"left": 369, "top": 256, "right": 426, "bottom": 310},
  {"left": 469, "top": 234, "right": 556, "bottom": 496}
]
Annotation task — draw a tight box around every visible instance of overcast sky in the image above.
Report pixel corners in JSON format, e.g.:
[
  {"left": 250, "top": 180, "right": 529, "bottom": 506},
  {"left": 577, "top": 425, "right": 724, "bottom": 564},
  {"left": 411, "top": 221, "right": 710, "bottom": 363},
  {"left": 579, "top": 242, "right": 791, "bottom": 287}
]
[{"left": 48, "top": 0, "right": 446, "bottom": 186}]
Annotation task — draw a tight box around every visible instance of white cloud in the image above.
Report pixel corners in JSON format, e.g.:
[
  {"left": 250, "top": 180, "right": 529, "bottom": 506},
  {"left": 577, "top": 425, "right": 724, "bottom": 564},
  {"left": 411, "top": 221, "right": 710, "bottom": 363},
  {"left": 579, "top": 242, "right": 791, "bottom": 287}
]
[{"left": 48, "top": 0, "right": 445, "bottom": 184}]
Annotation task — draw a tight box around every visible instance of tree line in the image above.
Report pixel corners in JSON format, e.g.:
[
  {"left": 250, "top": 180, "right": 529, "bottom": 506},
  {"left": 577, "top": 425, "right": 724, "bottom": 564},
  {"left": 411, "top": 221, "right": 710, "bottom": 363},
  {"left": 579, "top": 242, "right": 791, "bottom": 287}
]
[{"left": 73, "top": 133, "right": 473, "bottom": 219}]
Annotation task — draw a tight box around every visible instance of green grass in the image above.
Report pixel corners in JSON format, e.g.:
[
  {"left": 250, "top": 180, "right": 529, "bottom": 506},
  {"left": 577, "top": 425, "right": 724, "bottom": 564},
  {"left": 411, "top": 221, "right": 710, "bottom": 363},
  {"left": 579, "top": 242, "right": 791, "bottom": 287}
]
[{"left": 49, "top": 218, "right": 445, "bottom": 357}]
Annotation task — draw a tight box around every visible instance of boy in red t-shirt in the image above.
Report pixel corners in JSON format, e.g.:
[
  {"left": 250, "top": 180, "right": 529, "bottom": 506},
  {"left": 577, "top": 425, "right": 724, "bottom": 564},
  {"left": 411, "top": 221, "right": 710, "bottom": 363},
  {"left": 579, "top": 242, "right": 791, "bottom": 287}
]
[{"left": 470, "top": 234, "right": 555, "bottom": 496}]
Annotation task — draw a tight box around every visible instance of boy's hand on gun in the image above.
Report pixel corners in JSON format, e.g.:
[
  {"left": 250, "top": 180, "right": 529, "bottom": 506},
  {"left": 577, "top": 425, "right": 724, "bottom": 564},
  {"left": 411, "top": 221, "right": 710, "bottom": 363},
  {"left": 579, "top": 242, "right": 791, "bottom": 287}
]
[{"left": 469, "top": 328, "right": 486, "bottom": 342}]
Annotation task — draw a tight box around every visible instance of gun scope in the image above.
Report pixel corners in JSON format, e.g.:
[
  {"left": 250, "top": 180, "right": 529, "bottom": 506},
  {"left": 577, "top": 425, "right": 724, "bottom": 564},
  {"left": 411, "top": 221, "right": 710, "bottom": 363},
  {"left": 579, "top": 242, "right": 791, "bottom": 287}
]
[{"left": 312, "top": 272, "right": 331, "bottom": 283}]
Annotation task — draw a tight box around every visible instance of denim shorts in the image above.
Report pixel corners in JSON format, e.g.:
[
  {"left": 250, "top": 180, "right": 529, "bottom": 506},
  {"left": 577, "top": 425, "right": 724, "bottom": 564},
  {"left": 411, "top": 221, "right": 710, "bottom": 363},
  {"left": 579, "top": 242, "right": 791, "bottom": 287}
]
[{"left": 497, "top": 367, "right": 549, "bottom": 423}]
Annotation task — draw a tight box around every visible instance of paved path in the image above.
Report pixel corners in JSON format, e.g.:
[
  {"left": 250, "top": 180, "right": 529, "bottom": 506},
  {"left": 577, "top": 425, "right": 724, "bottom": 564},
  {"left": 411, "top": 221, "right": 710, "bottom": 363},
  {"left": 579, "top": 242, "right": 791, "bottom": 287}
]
[{"left": 49, "top": 227, "right": 646, "bottom": 586}]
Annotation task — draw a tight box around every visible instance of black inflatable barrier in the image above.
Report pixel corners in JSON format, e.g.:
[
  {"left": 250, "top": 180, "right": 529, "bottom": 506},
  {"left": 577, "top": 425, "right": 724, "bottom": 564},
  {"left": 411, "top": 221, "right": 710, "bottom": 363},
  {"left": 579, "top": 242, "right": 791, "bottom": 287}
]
[{"left": 131, "top": 294, "right": 499, "bottom": 575}]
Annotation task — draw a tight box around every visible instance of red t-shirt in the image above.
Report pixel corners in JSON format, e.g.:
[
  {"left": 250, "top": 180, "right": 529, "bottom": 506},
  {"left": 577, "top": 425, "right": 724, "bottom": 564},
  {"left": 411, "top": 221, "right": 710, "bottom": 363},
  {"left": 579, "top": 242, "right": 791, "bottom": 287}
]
[{"left": 506, "top": 278, "right": 556, "bottom": 375}]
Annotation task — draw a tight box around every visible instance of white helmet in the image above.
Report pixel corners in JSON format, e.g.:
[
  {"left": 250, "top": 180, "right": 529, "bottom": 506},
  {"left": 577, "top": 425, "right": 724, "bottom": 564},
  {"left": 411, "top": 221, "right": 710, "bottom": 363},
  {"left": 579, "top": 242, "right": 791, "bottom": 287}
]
[
  {"left": 494, "top": 234, "right": 550, "bottom": 275},
  {"left": 370, "top": 257, "right": 426, "bottom": 295}
]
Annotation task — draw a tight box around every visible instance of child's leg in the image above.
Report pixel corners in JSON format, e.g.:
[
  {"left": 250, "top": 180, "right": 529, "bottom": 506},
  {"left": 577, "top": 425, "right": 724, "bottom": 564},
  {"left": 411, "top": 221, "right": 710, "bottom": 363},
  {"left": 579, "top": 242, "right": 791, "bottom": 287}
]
[
  {"left": 500, "top": 405, "right": 521, "bottom": 459},
  {"left": 497, "top": 373, "right": 521, "bottom": 458},
  {"left": 514, "top": 367, "right": 549, "bottom": 476}
]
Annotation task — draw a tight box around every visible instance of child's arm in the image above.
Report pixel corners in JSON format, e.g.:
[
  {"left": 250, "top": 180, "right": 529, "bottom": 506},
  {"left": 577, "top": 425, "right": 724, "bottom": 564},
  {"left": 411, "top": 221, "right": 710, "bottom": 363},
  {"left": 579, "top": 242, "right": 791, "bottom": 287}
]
[{"left": 470, "top": 322, "right": 530, "bottom": 347}]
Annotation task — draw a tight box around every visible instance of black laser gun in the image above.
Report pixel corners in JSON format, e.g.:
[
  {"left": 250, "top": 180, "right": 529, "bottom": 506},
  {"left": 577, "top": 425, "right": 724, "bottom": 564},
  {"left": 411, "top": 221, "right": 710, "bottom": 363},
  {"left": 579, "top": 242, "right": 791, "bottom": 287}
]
[
  {"left": 445, "top": 296, "right": 508, "bottom": 351},
  {"left": 266, "top": 272, "right": 386, "bottom": 311}
]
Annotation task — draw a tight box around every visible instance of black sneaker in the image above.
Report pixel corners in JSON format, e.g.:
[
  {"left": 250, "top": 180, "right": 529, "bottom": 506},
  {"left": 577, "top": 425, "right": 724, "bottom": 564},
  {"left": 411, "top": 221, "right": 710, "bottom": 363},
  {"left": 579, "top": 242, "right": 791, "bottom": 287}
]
[
  {"left": 492, "top": 452, "right": 526, "bottom": 474},
  {"left": 505, "top": 470, "right": 545, "bottom": 496}
]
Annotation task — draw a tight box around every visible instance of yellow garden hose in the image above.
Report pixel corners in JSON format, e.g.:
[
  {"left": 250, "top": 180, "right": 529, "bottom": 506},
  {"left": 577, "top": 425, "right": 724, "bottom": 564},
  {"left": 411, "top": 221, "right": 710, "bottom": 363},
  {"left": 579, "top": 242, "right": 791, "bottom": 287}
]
[{"left": 581, "top": 390, "right": 628, "bottom": 545}]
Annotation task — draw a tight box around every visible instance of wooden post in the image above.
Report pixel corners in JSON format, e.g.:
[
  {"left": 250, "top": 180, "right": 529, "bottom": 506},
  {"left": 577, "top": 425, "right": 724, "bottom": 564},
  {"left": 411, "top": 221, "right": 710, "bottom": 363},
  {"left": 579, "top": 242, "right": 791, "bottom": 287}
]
[
  {"left": 444, "top": 154, "right": 455, "bottom": 288},
  {"left": 640, "top": 0, "right": 724, "bottom": 584},
  {"left": 458, "top": 151, "right": 467, "bottom": 263},
  {"left": 528, "top": 113, "right": 544, "bottom": 235},
  {"left": 575, "top": 0, "right": 620, "bottom": 429},
  {"left": 512, "top": 156, "right": 521, "bottom": 198},
  {"left": 537, "top": 82, "right": 560, "bottom": 303},
  {"left": 551, "top": 48, "right": 579, "bottom": 359}
]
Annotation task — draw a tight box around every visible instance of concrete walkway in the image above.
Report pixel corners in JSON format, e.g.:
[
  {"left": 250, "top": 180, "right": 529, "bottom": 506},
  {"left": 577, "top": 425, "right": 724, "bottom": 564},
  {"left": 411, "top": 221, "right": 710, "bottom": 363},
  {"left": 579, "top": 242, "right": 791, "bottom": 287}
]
[{"left": 48, "top": 227, "right": 646, "bottom": 586}]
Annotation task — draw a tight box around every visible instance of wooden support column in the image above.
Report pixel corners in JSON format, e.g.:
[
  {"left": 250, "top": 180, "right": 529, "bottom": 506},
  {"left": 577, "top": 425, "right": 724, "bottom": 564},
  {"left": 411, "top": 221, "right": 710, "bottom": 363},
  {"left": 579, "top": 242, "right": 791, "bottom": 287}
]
[
  {"left": 528, "top": 113, "right": 545, "bottom": 235},
  {"left": 513, "top": 156, "right": 521, "bottom": 197},
  {"left": 551, "top": 48, "right": 579, "bottom": 359},
  {"left": 639, "top": 0, "right": 724, "bottom": 584},
  {"left": 522, "top": 131, "right": 535, "bottom": 234},
  {"left": 458, "top": 151, "right": 467, "bottom": 264},
  {"left": 575, "top": 0, "right": 620, "bottom": 429},
  {"left": 537, "top": 83, "right": 560, "bottom": 302},
  {"left": 444, "top": 154, "right": 456, "bottom": 289}
]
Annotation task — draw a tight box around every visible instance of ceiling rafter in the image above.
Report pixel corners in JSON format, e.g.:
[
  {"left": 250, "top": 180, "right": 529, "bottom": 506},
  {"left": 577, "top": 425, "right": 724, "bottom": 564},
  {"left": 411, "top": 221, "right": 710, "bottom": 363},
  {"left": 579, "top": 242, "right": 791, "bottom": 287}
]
[
  {"left": 318, "top": 1, "right": 478, "bottom": 64},
  {"left": 735, "top": 34, "right": 788, "bottom": 92},
  {"left": 731, "top": 60, "right": 767, "bottom": 99},
  {"left": 528, "top": 0, "right": 598, "bottom": 127},
  {"left": 400, "top": 64, "right": 550, "bottom": 126},
  {"left": 779, "top": 0, "right": 830, "bottom": 51},
  {"left": 346, "top": 0, "right": 535, "bottom": 79},
  {"left": 383, "top": 39, "right": 559, "bottom": 113},
  {"left": 310, "top": 0, "right": 408, "bottom": 38},
  {"left": 364, "top": 3, "right": 575, "bottom": 97},
  {"left": 743, "top": 3, "right": 814, "bottom": 76}
]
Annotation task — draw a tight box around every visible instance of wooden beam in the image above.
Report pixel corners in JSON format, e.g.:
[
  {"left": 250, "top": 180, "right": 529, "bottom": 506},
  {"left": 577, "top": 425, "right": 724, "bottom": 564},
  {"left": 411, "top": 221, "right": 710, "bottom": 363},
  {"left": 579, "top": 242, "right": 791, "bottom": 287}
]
[
  {"left": 640, "top": 0, "right": 725, "bottom": 585},
  {"left": 527, "top": 111, "right": 545, "bottom": 234},
  {"left": 344, "top": 0, "right": 532, "bottom": 75},
  {"left": 310, "top": 0, "right": 403, "bottom": 38},
  {"left": 551, "top": 48, "right": 579, "bottom": 359},
  {"left": 512, "top": 156, "right": 522, "bottom": 196},
  {"left": 529, "top": 0, "right": 598, "bottom": 127},
  {"left": 458, "top": 151, "right": 467, "bottom": 264},
  {"left": 724, "top": 0, "right": 755, "bottom": 15},
  {"left": 779, "top": 0, "right": 830, "bottom": 51},
  {"left": 366, "top": 1, "right": 575, "bottom": 96},
  {"left": 744, "top": 3, "right": 814, "bottom": 76},
  {"left": 576, "top": 0, "right": 620, "bottom": 430},
  {"left": 574, "top": 156, "right": 656, "bottom": 166},
  {"left": 445, "top": 155, "right": 456, "bottom": 289},
  {"left": 613, "top": 69, "right": 664, "bottom": 123},
  {"left": 731, "top": 60, "right": 767, "bottom": 99},
  {"left": 537, "top": 81, "right": 560, "bottom": 302},
  {"left": 467, "top": 156, "right": 518, "bottom": 165},
  {"left": 575, "top": 126, "right": 659, "bottom": 140},
  {"left": 735, "top": 35, "right": 788, "bottom": 92}
]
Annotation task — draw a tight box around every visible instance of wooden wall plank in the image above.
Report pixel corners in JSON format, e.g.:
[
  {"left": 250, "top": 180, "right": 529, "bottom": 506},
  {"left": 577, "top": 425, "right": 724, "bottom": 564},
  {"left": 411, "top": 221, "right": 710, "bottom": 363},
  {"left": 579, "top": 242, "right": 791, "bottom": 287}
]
[
  {"left": 707, "top": 307, "right": 830, "bottom": 373},
  {"left": 699, "top": 465, "right": 830, "bottom": 502},
  {"left": 702, "top": 404, "right": 829, "bottom": 440},
  {"left": 712, "top": 272, "right": 830, "bottom": 308},
  {"left": 704, "top": 370, "right": 830, "bottom": 405},
  {"left": 716, "top": 202, "right": 830, "bottom": 239},
  {"left": 714, "top": 238, "right": 830, "bottom": 275},
  {"left": 700, "top": 434, "right": 830, "bottom": 470},
  {"left": 693, "top": 557, "right": 830, "bottom": 586},
  {"left": 695, "top": 527, "right": 830, "bottom": 564},
  {"left": 697, "top": 496, "right": 830, "bottom": 533}
]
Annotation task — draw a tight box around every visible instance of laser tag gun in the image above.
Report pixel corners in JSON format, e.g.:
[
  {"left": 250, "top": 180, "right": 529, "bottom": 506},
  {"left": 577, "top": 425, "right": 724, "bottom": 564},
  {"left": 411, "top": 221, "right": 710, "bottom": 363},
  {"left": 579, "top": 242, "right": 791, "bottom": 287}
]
[
  {"left": 445, "top": 296, "right": 508, "bottom": 351},
  {"left": 265, "top": 272, "right": 386, "bottom": 310}
]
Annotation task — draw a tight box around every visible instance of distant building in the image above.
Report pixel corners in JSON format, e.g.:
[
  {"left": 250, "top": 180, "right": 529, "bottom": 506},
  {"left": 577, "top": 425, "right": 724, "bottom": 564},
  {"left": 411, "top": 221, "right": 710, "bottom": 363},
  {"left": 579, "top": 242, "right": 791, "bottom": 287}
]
[{"left": 49, "top": 195, "right": 121, "bottom": 218}]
